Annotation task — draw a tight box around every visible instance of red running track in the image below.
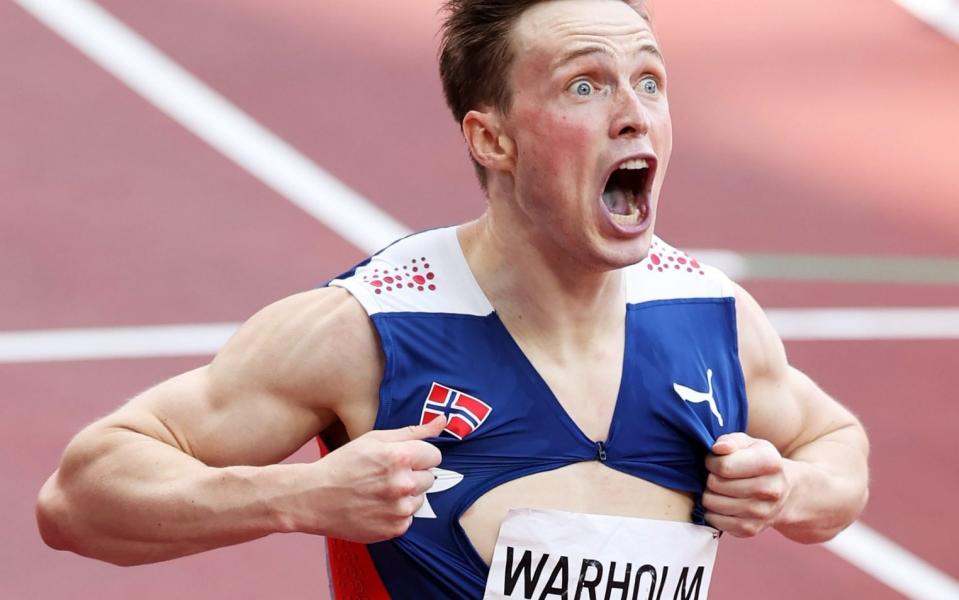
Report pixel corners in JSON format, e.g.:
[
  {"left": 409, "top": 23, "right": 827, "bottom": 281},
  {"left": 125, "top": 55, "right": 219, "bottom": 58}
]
[{"left": 3, "top": 0, "right": 957, "bottom": 598}]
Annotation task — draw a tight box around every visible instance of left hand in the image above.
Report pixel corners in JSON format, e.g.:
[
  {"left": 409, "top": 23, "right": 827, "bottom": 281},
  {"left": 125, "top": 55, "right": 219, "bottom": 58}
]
[{"left": 703, "top": 432, "right": 790, "bottom": 537}]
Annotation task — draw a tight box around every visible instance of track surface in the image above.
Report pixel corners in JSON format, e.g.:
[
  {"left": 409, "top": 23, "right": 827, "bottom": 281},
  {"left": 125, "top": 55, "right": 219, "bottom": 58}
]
[{"left": 3, "top": 1, "right": 957, "bottom": 598}]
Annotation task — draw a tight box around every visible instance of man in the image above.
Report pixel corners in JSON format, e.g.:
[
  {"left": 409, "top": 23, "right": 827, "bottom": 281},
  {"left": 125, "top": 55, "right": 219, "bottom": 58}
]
[{"left": 37, "top": 0, "right": 869, "bottom": 598}]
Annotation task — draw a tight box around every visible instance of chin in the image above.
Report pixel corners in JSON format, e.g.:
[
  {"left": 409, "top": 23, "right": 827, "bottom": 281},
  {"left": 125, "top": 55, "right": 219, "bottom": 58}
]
[
  {"left": 593, "top": 208, "right": 658, "bottom": 268},
  {"left": 587, "top": 230, "right": 655, "bottom": 271}
]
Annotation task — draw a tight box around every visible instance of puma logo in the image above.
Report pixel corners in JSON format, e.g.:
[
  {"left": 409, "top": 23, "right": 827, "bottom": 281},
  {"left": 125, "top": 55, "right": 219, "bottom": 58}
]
[{"left": 673, "top": 368, "right": 724, "bottom": 426}]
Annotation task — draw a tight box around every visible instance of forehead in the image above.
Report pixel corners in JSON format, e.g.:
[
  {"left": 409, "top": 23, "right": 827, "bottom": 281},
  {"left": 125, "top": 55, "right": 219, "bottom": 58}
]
[{"left": 512, "top": 0, "right": 658, "bottom": 60}]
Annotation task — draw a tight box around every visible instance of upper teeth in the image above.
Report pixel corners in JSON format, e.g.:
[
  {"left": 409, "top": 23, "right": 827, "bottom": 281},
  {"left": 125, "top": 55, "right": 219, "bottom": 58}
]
[{"left": 618, "top": 158, "right": 648, "bottom": 170}]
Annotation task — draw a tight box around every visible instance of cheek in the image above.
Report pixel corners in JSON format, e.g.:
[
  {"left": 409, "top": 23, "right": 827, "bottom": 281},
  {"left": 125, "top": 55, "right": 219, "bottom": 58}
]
[
  {"left": 652, "top": 107, "right": 673, "bottom": 174},
  {"left": 517, "top": 106, "right": 598, "bottom": 174}
]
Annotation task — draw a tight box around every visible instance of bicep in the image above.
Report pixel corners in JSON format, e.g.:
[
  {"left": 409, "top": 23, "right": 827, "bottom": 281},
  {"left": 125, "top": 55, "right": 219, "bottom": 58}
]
[
  {"left": 735, "top": 285, "right": 859, "bottom": 456},
  {"left": 91, "top": 288, "right": 379, "bottom": 468}
]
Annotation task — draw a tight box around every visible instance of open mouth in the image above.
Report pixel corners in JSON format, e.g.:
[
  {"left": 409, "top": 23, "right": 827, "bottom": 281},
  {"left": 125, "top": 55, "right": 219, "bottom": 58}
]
[{"left": 601, "top": 158, "right": 653, "bottom": 225}]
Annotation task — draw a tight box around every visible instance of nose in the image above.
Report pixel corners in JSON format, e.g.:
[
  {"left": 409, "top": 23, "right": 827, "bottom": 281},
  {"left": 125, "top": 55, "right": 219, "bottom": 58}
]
[{"left": 609, "top": 85, "right": 651, "bottom": 139}]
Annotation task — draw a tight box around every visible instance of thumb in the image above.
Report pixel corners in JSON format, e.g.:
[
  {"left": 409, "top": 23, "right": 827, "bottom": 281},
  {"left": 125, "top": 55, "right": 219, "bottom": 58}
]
[
  {"left": 375, "top": 415, "right": 447, "bottom": 442},
  {"left": 711, "top": 432, "right": 754, "bottom": 455}
]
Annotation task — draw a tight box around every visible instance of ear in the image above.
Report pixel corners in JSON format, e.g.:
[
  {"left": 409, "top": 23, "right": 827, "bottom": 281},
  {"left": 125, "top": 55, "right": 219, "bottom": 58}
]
[{"left": 462, "top": 109, "right": 516, "bottom": 174}]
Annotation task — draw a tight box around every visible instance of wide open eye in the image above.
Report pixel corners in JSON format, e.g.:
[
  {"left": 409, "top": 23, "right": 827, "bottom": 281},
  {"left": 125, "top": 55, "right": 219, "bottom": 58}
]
[
  {"left": 639, "top": 77, "right": 659, "bottom": 95},
  {"left": 570, "top": 80, "right": 594, "bottom": 96}
]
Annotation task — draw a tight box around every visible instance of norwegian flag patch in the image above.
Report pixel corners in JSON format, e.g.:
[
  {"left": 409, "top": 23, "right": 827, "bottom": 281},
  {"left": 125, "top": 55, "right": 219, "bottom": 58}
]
[{"left": 420, "top": 382, "right": 492, "bottom": 440}]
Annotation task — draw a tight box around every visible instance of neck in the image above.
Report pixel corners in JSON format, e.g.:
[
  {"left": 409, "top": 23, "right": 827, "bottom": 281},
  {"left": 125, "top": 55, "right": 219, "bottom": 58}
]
[{"left": 458, "top": 209, "right": 626, "bottom": 353}]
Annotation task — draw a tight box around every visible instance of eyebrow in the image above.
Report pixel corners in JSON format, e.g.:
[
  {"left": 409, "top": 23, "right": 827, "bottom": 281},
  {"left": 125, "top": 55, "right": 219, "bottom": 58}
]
[{"left": 552, "top": 43, "right": 664, "bottom": 70}]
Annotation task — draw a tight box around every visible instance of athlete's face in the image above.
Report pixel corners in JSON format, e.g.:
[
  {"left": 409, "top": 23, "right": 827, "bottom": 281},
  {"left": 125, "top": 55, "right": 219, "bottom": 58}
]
[{"left": 500, "top": 0, "right": 671, "bottom": 268}]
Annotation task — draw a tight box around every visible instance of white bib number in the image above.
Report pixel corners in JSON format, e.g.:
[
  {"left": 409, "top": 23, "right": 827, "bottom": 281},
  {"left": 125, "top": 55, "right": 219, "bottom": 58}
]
[{"left": 484, "top": 509, "right": 720, "bottom": 600}]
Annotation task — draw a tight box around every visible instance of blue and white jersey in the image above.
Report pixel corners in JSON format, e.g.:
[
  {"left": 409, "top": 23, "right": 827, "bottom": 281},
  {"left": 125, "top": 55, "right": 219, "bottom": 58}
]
[{"left": 325, "top": 226, "right": 748, "bottom": 599}]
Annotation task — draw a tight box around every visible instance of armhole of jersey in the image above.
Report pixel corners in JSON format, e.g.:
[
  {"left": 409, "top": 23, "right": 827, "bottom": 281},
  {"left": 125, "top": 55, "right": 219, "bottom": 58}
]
[
  {"left": 701, "top": 263, "right": 737, "bottom": 298},
  {"left": 328, "top": 277, "right": 380, "bottom": 317},
  {"left": 326, "top": 277, "right": 396, "bottom": 428},
  {"left": 316, "top": 436, "right": 391, "bottom": 600},
  {"left": 702, "top": 264, "right": 751, "bottom": 433}
]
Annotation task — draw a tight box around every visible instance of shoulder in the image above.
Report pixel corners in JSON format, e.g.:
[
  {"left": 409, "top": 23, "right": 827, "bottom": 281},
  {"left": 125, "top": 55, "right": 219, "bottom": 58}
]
[
  {"left": 729, "top": 282, "right": 788, "bottom": 387},
  {"left": 624, "top": 236, "right": 735, "bottom": 304},
  {"left": 624, "top": 236, "right": 785, "bottom": 381},
  {"left": 729, "top": 281, "right": 862, "bottom": 458},
  {"left": 329, "top": 226, "right": 493, "bottom": 317},
  {"left": 208, "top": 286, "right": 383, "bottom": 416}
]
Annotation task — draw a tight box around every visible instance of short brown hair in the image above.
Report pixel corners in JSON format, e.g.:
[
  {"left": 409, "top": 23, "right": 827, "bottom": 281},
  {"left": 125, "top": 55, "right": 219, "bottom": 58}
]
[{"left": 438, "top": 0, "right": 646, "bottom": 188}]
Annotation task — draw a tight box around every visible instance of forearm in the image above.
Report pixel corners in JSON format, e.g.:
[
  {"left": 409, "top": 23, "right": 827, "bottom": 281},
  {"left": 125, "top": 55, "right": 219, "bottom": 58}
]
[
  {"left": 774, "top": 423, "right": 870, "bottom": 543},
  {"left": 37, "top": 428, "right": 304, "bottom": 566}
]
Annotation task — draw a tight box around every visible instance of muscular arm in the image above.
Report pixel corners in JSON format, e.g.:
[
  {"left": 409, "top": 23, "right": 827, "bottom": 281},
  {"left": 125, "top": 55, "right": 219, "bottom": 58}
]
[
  {"left": 36, "top": 288, "right": 443, "bottom": 565},
  {"left": 703, "top": 284, "right": 869, "bottom": 543}
]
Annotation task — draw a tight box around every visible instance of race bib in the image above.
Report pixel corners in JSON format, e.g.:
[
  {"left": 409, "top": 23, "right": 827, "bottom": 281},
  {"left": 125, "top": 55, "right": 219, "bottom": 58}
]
[{"left": 484, "top": 509, "right": 720, "bottom": 600}]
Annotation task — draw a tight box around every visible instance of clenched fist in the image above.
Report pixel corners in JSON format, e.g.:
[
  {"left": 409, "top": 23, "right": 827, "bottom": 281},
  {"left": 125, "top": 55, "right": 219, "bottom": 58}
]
[
  {"left": 703, "top": 432, "right": 790, "bottom": 537},
  {"left": 290, "top": 416, "right": 446, "bottom": 543}
]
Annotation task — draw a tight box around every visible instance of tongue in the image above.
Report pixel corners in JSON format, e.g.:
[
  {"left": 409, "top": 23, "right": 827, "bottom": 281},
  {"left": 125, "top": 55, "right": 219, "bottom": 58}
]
[{"left": 602, "top": 188, "right": 632, "bottom": 215}]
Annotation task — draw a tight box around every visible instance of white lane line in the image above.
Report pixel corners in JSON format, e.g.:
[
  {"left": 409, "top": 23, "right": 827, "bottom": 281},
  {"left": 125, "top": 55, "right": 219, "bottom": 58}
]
[
  {"left": 16, "top": 2, "right": 959, "bottom": 595},
  {"left": 768, "top": 308, "right": 959, "bottom": 341},
  {"left": 5, "top": 326, "right": 959, "bottom": 599},
  {"left": 891, "top": 0, "right": 959, "bottom": 42},
  {"left": 16, "top": 0, "right": 959, "bottom": 286},
  {"left": 2, "top": 308, "right": 957, "bottom": 364},
  {"left": 826, "top": 522, "right": 959, "bottom": 600},
  {"left": 0, "top": 323, "right": 238, "bottom": 363},
  {"left": 689, "top": 249, "right": 750, "bottom": 281},
  {"left": 14, "top": 0, "right": 409, "bottom": 254}
]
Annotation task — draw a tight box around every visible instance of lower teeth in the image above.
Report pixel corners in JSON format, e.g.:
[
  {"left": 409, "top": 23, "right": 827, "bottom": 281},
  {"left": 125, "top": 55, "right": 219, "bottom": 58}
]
[
  {"left": 602, "top": 192, "right": 645, "bottom": 224},
  {"left": 610, "top": 211, "right": 640, "bottom": 224}
]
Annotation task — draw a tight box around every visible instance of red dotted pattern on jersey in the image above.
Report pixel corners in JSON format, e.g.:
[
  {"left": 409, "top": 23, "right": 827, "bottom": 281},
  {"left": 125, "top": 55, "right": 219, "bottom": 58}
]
[
  {"left": 646, "top": 240, "right": 705, "bottom": 276},
  {"left": 362, "top": 257, "right": 438, "bottom": 294}
]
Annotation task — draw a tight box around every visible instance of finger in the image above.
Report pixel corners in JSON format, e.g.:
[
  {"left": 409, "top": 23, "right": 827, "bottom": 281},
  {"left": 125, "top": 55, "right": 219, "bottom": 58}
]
[
  {"left": 385, "top": 515, "right": 414, "bottom": 540},
  {"left": 702, "top": 490, "right": 775, "bottom": 520},
  {"left": 407, "top": 493, "right": 426, "bottom": 516},
  {"left": 404, "top": 439, "right": 443, "bottom": 470},
  {"left": 707, "top": 472, "right": 785, "bottom": 501},
  {"left": 373, "top": 415, "right": 447, "bottom": 442},
  {"left": 706, "top": 442, "right": 781, "bottom": 479},
  {"left": 409, "top": 469, "right": 438, "bottom": 496},
  {"left": 711, "top": 432, "right": 755, "bottom": 455},
  {"left": 703, "top": 511, "right": 765, "bottom": 538},
  {"left": 393, "top": 494, "right": 425, "bottom": 518}
]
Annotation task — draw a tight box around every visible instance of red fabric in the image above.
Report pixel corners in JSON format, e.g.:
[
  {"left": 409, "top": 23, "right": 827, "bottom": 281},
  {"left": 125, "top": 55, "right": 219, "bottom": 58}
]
[
  {"left": 447, "top": 415, "right": 473, "bottom": 439},
  {"left": 454, "top": 394, "right": 490, "bottom": 420},
  {"left": 317, "top": 437, "right": 391, "bottom": 600}
]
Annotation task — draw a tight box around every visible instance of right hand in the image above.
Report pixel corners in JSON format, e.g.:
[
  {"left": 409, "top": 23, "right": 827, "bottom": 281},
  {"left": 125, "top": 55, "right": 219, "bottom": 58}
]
[{"left": 304, "top": 416, "right": 446, "bottom": 543}]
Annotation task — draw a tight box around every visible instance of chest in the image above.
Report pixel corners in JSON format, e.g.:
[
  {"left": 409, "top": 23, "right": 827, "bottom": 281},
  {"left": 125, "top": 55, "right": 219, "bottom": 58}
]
[
  {"left": 369, "top": 299, "right": 746, "bottom": 570},
  {"left": 373, "top": 299, "right": 745, "bottom": 453},
  {"left": 512, "top": 329, "right": 625, "bottom": 442}
]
